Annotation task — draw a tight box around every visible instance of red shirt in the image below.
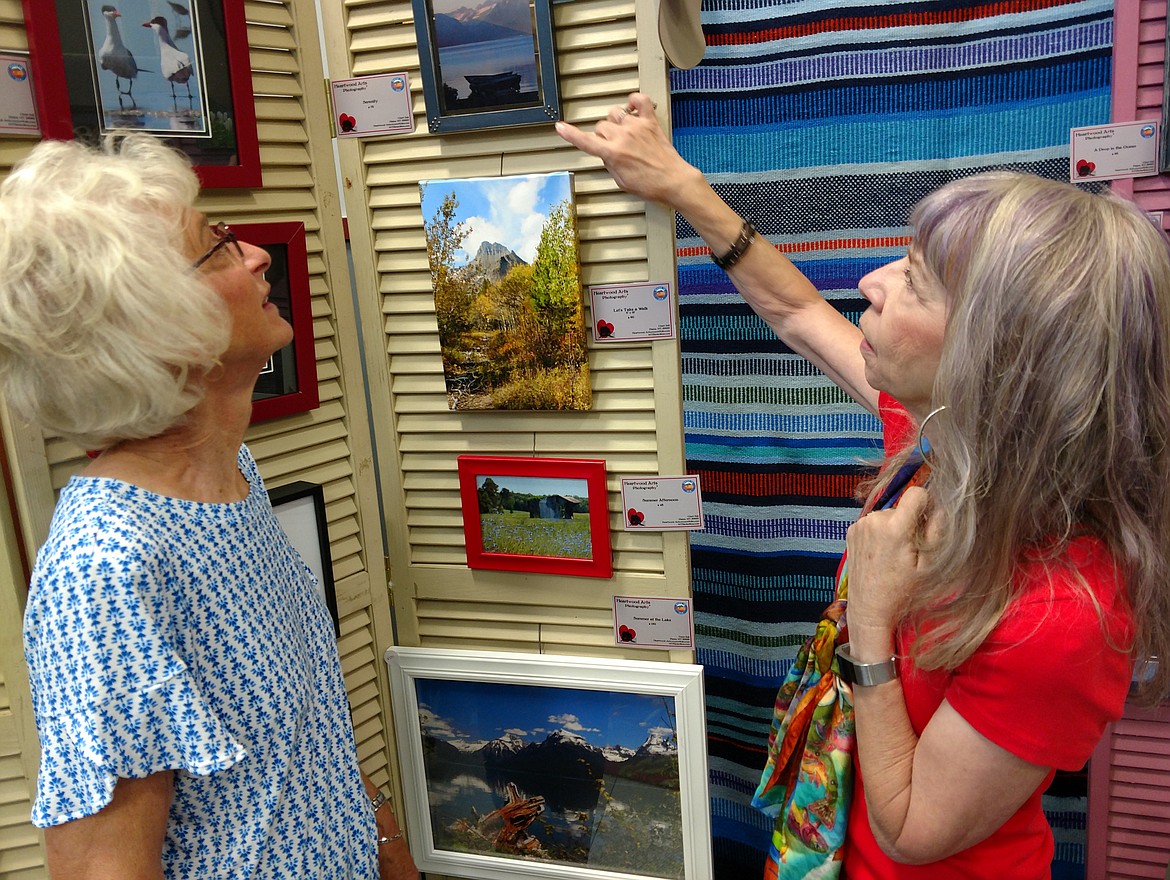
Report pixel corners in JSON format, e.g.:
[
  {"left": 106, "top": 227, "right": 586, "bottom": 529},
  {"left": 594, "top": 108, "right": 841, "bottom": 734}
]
[{"left": 843, "top": 395, "right": 1134, "bottom": 879}]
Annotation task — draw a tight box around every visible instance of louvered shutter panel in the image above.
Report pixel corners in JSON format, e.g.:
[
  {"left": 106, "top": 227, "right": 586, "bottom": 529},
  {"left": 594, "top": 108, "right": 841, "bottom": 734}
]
[
  {"left": 337, "top": 0, "right": 692, "bottom": 657},
  {"left": 1087, "top": 704, "right": 1170, "bottom": 879},
  {"left": 0, "top": 0, "right": 406, "bottom": 856}
]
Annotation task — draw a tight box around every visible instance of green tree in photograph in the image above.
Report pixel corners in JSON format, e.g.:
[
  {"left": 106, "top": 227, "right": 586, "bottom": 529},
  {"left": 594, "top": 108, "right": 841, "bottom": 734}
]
[
  {"left": 478, "top": 264, "right": 540, "bottom": 379},
  {"left": 477, "top": 477, "right": 503, "bottom": 514},
  {"left": 424, "top": 189, "right": 474, "bottom": 341},
  {"left": 529, "top": 199, "right": 584, "bottom": 368}
]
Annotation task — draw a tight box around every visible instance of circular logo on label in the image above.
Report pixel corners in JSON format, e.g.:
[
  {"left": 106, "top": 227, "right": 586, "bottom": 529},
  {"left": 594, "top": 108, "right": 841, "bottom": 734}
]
[
  {"left": 7, "top": 63, "right": 27, "bottom": 82},
  {"left": 674, "top": 602, "right": 688, "bottom": 614},
  {"left": 1141, "top": 125, "right": 1156, "bottom": 138},
  {"left": 681, "top": 479, "right": 697, "bottom": 493},
  {"left": 653, "top": 285, "right": 668, "bottom": 300},
  {"left": 391, "top": 77, "right": 406, "bottom": 91}
]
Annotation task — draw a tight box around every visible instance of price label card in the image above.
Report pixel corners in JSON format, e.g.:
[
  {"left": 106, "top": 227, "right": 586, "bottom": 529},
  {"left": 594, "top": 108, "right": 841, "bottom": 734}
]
[
  {"left": 0, "top": 55, "right": 38, "bottom": 136},
  {"left": 1070, "top": 120, "right": 1159, "bottom": 182},
  {"left": 330, "top": 73, "right": 415, "bottom": 138},
  {"left": 620, "top": 476, "right": 704, "bottom": 530},
  {"left": 589, "top": 282, "right": 675, "bottom": 342},
  {"left": 613, "top": 596, "right": 695, "bottom": 650}
]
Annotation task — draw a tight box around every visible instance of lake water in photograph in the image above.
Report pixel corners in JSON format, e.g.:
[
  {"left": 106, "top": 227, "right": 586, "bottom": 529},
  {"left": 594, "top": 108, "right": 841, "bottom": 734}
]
[
  {"left": 427, "top": 767, "right": 685, "bottom": 879},
  {"left": 438, "top": 35, "right": 538, "bottom": 100}
]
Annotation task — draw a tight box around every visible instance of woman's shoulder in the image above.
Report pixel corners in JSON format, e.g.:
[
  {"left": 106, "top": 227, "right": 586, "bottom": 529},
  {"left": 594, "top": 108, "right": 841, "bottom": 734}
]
[
  {"left": 1016, "top": 534, "right": 1123, "bottom": 597},
  {"left": 1002, "top": 534, "right": 1131, "bottom": 641},
  {"left": 35, "top": 478, "right": 171, "bottom": 577}
]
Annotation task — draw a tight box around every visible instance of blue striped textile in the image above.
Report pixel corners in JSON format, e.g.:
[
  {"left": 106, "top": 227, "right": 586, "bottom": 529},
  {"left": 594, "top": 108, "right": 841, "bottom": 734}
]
[{"left": 670, "top": 2, "right": 1112, "bottom": 876}]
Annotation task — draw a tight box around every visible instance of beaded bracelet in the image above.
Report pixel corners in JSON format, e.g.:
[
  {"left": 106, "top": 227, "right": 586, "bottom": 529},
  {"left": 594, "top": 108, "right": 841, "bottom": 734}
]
[{"left": 711, "top": 217, "right": 758, "bottom": 270}]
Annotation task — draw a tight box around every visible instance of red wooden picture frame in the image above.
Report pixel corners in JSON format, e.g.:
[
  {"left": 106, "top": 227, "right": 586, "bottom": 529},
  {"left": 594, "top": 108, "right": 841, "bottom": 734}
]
[
  {"left": 457, "top": 456, "right": 613, "bottom": 578},
  {"left": 231, "top": 221, "right": 319, "bottom": 423},
  {"left": 21, "top": 0, "right": 261, "bottom": 189}
]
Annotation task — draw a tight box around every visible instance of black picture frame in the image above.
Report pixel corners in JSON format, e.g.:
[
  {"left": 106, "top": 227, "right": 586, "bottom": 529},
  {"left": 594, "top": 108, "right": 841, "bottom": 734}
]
[
  {"left": 1163, "top": 11, "right": 1170, "bottom": 172},
  {"left": 411, "top": 0, "right": 561, "bottom": 134},
  {"left": 268, "top": 481, "right": 339, "bottom": 637}
]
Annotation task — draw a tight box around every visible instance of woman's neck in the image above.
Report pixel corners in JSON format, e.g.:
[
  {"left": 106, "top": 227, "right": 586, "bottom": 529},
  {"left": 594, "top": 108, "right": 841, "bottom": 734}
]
[{"left": 84, "top": 390, "right": 252, "bottom": 503}]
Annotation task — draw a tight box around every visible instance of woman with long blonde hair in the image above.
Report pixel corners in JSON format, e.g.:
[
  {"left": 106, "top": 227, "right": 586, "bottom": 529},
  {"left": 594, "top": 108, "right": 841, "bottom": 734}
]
[{"left": 559, "top": 94, "right": 1170, "bottom": 879}]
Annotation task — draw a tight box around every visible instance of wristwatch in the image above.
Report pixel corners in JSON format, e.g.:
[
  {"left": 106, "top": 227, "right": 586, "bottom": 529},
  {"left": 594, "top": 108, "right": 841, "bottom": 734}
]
[{"left": 835, "top": 644, "right": 899, "bottom": 687}]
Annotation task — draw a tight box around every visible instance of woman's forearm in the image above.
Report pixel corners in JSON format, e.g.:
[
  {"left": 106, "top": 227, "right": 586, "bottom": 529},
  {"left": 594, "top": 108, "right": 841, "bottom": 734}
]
[{"left": 846, "top": 624, "right": 922, "bottom": 861}]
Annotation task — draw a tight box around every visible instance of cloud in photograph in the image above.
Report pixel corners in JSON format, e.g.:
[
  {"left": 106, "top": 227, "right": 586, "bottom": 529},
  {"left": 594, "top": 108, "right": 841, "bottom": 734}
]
[
  {"left": 420, "top": 172, "right": 572, "bottom": 268},
  {"left": 548, "top": 712, "right": 600, "bottom": 734},
  {"left": 459, "top": 175, "right": 548, "bottom": 264}
]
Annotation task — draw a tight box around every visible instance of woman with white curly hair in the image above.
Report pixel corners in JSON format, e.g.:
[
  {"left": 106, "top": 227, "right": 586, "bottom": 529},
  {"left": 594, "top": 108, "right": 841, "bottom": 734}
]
[
  {"left": 0, "top": 136, "right": 416, "bottom": 880},
  {"left": 560, "top": 96, "right": 1170, "bottom": 879}
]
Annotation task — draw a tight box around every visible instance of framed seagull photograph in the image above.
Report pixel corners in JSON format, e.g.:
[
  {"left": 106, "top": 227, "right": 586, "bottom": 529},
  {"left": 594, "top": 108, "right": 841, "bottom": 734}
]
[{"left": 21, "top": 0, "right": 261, "bottom": 188}]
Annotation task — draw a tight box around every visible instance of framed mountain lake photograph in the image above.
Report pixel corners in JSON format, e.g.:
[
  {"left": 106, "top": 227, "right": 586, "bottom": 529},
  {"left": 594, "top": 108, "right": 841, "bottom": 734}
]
[
  {"left": 385, "top": 647, "right": 712, "bottom": 880},
  {"left": 410, "top": 0, "right": 560, "bottom": 133},
  {"left": 457, "top": 455, "right": 612, "bottom": 579}
]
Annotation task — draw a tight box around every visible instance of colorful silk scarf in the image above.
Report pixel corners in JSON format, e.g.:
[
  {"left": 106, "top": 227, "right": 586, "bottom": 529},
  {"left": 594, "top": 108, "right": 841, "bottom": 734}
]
[{"left": 752, "top": 455, "right": 926, "bottom": 879}]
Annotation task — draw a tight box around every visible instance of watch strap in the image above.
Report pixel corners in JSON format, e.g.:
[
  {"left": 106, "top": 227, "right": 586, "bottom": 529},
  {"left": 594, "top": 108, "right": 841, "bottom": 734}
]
[
  {"left": 835, "top": 644, "right": 898, "bottom": 687},
  {"left": 711, "top": 217, "right": 758, "bottom": 270}
]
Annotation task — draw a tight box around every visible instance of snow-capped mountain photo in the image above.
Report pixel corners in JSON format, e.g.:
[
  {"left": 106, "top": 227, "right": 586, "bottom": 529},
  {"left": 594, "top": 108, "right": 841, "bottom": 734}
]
[{"left": 413, "top": 677, "right": 685, "bottom": 878}]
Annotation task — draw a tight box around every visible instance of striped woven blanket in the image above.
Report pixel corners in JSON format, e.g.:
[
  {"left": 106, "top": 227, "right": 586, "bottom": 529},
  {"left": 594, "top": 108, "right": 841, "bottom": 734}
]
[{"left": 669, "top": 2, "right": 1112, "bottom": 876}]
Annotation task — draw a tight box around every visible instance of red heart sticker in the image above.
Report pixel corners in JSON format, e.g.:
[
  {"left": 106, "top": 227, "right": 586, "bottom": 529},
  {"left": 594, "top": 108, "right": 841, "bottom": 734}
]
[
  {"left": 627, "top": 508, "right": 644, "bottom": 526},
  {"left": 596, "top": 320, "right": 615, "bottom": 338},
  {"left": 619, "top": 624, "right": 637, "bottom": 642},
  {"left": 339, "top": 114, "right": 357, "bottom": 132}
]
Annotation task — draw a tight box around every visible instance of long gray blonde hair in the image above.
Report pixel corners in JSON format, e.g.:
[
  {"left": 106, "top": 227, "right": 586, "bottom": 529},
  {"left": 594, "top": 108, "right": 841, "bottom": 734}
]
[{"left": 881, "top": 171, "right": 1170, "bottom": 703}]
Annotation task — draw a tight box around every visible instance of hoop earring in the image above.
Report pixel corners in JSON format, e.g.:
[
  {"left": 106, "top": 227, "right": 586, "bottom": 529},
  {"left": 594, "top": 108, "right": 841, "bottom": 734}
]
[{"left": 916, "top": 404, "right": 948, "bottom": 458}]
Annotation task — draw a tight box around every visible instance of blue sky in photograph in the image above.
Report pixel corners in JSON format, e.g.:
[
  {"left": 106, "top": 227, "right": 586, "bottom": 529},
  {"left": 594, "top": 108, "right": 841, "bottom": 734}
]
[
  {"left": 476, "top": 475, "right": 586, "bottom": 497},
  {"left": 415, "top": 678, "right": 676, "bottom": 750},
  {"left": 419, "top": 172, "right": 572, "bottom": 266}
]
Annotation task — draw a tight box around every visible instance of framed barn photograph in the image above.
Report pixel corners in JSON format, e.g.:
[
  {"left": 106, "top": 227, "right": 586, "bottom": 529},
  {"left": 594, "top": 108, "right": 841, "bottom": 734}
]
[
  {"left": 268, "top": 480, "right": 339, "bottom": 636},
  {"left": 410, "top": 0, "right": 560, "bottom": 134},
  {"left": 457, "top": 456, "right": 612, "bottom": 579},
  {"left": 230, "top": 221, "right": 320, "bottom": 424},
  {"left": 385, "top": 647, "right": 712, "bottom": 880},
  {"left": 22, "top": 0, "right": 261, "bottom": 188}
]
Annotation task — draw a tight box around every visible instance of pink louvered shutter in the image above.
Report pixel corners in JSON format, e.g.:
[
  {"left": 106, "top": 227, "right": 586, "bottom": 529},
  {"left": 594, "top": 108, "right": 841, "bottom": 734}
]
[{"left": 1087, "top": 703, "right": 1170, "bottom": 879}]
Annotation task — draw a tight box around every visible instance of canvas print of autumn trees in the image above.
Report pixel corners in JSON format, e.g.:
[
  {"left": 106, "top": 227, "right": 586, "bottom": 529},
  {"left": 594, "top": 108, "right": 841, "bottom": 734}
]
[{"left": 421, "top": 172, "right": 591, "bottom": 411}]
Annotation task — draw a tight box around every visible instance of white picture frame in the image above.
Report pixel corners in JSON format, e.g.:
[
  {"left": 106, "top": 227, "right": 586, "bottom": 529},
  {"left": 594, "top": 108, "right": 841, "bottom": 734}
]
[{"left": 385, "top": 647, "right": 712, "bottom": 880}]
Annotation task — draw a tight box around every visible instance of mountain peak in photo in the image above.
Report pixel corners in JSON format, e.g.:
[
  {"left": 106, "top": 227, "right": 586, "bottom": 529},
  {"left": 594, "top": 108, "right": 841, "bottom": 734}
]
[
  {"left": 466, "top": 240, "right": 526, "bottom": 283},
  {"left": 444, "top": 0, "right": 532, "bottom": 32}
]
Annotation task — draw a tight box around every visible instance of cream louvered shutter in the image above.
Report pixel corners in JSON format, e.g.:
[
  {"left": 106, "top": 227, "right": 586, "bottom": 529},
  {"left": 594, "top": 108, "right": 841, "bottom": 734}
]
[
  {"left": 330, "top": 0, "right": 692, "bottom": 657},
  {"left": 0, "top": 0, "right": 407, "bottom": 859}
]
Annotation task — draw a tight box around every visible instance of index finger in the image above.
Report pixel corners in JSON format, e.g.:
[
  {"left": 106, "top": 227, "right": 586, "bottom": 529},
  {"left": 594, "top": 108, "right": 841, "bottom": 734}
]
[{"left": 555, "top": 120, "right": 606, "bottom": 159}]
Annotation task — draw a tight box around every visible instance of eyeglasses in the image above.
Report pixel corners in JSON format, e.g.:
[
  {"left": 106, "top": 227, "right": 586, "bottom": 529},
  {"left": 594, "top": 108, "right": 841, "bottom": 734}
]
[{"left": 191, "top": 222, "right": 244, "bottom": 270}]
